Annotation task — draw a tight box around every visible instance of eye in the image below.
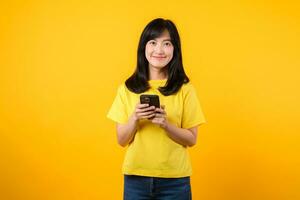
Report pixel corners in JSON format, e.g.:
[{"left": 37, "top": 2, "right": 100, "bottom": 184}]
[
  {"left": 164, "top": 42, "right": 172, "bottom": 46},
  {"left": 149, "top": 41, "right": 156, "bottom": 45}
]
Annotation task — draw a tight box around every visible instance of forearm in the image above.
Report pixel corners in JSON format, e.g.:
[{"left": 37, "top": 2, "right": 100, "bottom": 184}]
[
  {"left": 163, "top": 122, "right": 196, "bottom": 147},
  {"left": 117, "top": 115, "right": 138, "bottom": 147}
]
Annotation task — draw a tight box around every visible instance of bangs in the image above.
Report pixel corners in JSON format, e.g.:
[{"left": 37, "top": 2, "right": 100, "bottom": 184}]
[{"left": 146, "top": 23, "right": 171, "bottom": 41}]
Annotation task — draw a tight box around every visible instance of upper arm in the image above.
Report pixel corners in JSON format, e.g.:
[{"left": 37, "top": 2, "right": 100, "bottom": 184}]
[
  {"left": 116, "top": 123, "right": 126, "bottom": 134},
  {"left": 107, "top": 85, "right": 128, "bottom": 124},
  {"left": 181, "top": 83, "right": 206, "bottom": 129}
]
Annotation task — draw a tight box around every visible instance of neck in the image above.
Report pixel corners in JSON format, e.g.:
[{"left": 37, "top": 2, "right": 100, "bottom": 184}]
[{"left": 148, "top": 65, "right": 168, "bottom": 80}]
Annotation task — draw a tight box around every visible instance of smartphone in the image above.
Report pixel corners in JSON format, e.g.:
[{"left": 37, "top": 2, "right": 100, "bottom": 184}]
[{"left": 140, "top": 94, "right": 160, "bottom": 108}]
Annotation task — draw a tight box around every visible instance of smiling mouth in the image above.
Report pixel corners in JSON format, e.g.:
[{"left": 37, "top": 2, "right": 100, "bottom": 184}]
[{"left": 152, "top": 56, "right": 166, "bottom": 59}]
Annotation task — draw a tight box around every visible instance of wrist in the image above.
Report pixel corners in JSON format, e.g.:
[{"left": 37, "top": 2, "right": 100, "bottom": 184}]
[
  {"left": 161, "top": 120, "right": 170, "bottom": 130},
  {"left": 130, "top": 114, "right": 138, "bottom": 124}
]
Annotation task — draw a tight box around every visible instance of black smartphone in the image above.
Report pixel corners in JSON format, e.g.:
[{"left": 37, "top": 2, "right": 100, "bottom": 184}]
[{"left": 140, "top": 94, "right": 160, "bottom": 108}]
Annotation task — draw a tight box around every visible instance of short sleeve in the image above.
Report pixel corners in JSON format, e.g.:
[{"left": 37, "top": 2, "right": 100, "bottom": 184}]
[
  {"left": 107, "top": 85, "right": 128, "bottom": 124},
  {"left": 181, "top": 84, "right": 206, "bottom": 129}
]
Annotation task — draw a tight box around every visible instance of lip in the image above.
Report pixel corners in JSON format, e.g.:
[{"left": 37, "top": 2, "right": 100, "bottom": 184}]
[{"left": 152, "top": 56, "right": 166, "bottom": 59}]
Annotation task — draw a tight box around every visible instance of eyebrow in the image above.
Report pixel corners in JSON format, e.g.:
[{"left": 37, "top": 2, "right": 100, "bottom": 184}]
[{"left": 152, "top": 39, "right": 172, "bottom": 42}]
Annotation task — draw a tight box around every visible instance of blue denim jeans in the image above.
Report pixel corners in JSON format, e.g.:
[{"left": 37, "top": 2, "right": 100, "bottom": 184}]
[{"left": 124, "top": 175, "right": 192, "bottom": 200}]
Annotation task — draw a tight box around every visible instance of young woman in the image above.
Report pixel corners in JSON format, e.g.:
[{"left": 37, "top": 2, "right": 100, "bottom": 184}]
[{"left": 107, "top": 18, "right": 206, "bottom": 200}]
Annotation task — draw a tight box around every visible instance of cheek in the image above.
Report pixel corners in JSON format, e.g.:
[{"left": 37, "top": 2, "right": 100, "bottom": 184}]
[
  {"left": 145, "top": 46, "right": 153, "bottom": 55},
  {"left": 166, "top": 48, "right": 174, "bottom": 58},
  {"left": 166, "top": 46, "right": 174, "bottom": 53},
  {"left": 145, "top": 46, "right": 152, "bottom": 59}
]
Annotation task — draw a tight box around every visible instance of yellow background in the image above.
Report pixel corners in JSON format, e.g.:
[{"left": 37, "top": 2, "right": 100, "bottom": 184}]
[{"left": 1, "top": 1, "right": 300, "bottom": 199}]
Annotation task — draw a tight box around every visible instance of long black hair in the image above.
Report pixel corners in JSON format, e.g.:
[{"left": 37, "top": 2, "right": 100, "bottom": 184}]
[{"left": 125, "top": 18, "right": 189, "bottom": 96}]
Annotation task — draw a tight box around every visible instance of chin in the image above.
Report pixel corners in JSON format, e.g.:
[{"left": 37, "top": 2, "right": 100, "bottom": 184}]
[
  {"left": 153, "top": 65, "right": 167, "bottom": 69},
  {"left": 150, "top": 63, "right": 168, "bottom": 68}
]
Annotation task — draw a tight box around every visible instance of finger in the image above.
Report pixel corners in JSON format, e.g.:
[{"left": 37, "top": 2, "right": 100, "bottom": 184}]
[
  {"left": 140, "top": 113, "right": 155, "bottom": 119},
  {"left": 138, "top": 110, "right": 155, "bottom": 117},
  {"left": 155, "top": 108, "right": 166, "bottom": 114},
  {"left": 137, "top": 103, "right": 149, "bottom": 109},
  {"left": 140, "top": 106, "right": 155, "bottom": 112},
  {"left": 147, "top": 113, "right": 156, "bottom": 119},
  {"left": 137, "top": 106, "right": 155, "bottom": 114},
  {"left": 151, "top": 118, "right": 158, "bottom": 123},
  {"left": 154, "top": 113, "right": 165, "bottom": 118},
  {"left": 151, "top": 118, "right": 162, "bottom": 124}
]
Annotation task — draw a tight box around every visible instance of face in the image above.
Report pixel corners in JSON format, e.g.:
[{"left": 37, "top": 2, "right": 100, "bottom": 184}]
[{"left": 145, "top": 30, "right": 174, "bottom": 70}]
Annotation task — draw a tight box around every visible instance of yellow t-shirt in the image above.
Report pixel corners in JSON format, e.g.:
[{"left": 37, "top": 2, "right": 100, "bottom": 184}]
[{"left": 107, "top": 79, "right": 206, "bottom": 178}]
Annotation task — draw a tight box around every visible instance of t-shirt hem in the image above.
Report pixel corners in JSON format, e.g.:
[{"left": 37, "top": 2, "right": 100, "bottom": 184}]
[
  {"left": 183, "top": 120, "right": 206, "bottom": 129},
  {"left": 106, "top": 114, "right": 128, "bottom": 124},
  {"left": 122, "top": 169, "right": 192, "bottom": 178}
]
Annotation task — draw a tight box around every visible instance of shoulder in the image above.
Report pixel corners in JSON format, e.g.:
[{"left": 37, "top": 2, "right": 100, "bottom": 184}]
[
  {"left": 117, "top": 83, "right": 126, "bottom": 92},
  {"left": 181, "top": 81, "right": 197, "bottom": 95},
  {"left": 116, "top": 83, "right": 133, "bottom": 96},
  {"left": 116, "top": 82, "right": 130, "bottom": 93}
]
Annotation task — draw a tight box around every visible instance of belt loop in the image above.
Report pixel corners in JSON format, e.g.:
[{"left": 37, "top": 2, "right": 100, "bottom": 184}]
[{"left": 149, "top": 177, "right": 154, "bottom": 196}]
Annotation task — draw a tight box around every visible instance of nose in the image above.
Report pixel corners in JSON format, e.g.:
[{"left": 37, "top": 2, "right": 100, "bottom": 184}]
[{"left": 154, "top": 43, "right": 164, "bottom": 53}]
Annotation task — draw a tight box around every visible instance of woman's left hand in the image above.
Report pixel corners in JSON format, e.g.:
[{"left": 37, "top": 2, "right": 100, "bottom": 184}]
[{"left": 151, "top": 105, "right": 168, "bottom": 129}]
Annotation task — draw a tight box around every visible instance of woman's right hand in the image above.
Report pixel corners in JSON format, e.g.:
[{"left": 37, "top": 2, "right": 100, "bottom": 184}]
[{"left": 131, "top": 103, "right": 156, "bottom": 122}]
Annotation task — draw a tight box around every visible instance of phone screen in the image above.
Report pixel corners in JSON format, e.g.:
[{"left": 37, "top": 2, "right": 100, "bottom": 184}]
[{"left": 140, "top": 94, "right": 160, "bottom": 108}]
